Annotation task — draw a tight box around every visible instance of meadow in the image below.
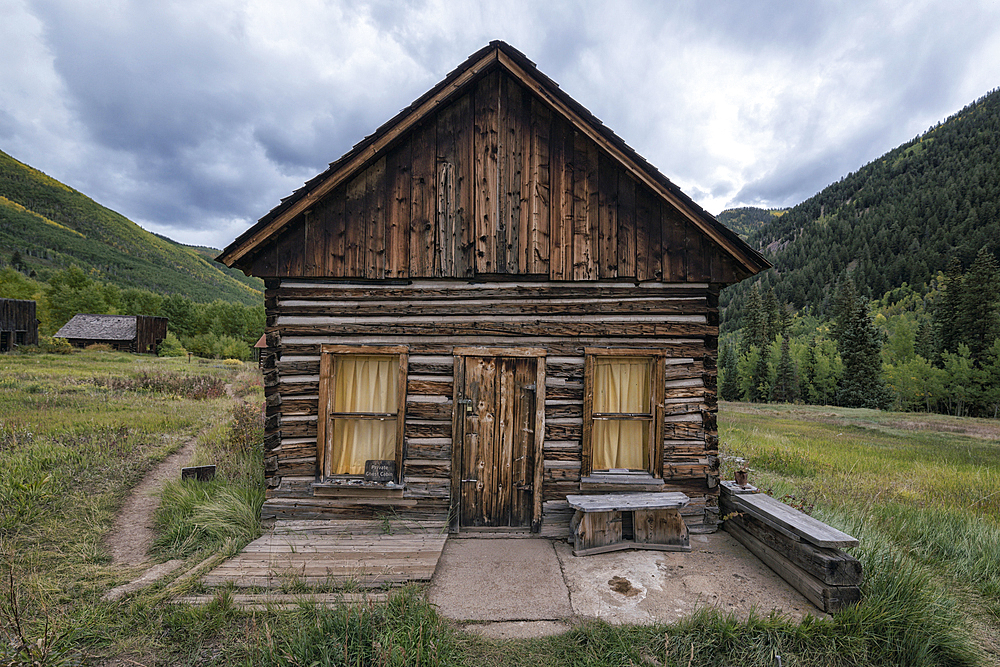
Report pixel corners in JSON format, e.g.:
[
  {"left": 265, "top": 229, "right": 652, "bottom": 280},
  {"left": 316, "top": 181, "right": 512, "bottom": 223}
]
[{"left": 1, "top": 352, "right": 997, "bottom": 666}]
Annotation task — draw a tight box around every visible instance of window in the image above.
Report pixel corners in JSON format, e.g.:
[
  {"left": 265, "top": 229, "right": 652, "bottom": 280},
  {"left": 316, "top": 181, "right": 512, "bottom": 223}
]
[
  {"left": 317, "top": 345, "right": 408, "bottom": 481},
  {"left": 582, "top": 349, "right": 666, "bottom": 479}
]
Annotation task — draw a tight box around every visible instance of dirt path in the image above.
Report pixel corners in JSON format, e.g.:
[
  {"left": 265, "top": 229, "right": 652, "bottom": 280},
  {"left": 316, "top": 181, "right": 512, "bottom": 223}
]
[{"left": 106, "top": 437, "right": 197, "bottom": 566}]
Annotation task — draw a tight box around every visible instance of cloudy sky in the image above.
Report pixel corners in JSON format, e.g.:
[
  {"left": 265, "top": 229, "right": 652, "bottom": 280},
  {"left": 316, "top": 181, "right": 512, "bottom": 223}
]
[{"left": 2, "top": 0, "right": 999, "bottom": 251}]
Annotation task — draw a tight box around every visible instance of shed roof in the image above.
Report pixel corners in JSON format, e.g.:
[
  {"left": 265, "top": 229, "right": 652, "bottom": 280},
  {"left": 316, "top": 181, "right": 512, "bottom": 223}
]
[
  {"left": 55, "top": 314, "right": 137, "bottom": 341},
  {"left": 218, "top": 41, "right": 768, "bottom": 277}
]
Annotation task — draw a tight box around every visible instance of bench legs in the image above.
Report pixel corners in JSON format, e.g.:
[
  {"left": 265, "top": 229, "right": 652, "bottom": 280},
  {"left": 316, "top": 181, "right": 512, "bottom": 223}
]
[{"left": 572, "top": 508, "right": 691, "bottom": 556}]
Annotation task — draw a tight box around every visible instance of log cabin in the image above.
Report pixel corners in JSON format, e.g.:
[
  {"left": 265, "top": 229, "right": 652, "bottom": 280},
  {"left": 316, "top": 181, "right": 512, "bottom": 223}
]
[{"left": 217, "top": 41, "right": 769, "bottom": 538}]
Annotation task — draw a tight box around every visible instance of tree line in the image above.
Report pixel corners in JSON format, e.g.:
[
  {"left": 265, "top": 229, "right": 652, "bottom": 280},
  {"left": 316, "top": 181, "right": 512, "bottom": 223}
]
[
  {"left": 0, "top": 265, "right": 264, "bottom": 360},
  {"left": 720, "top": 247, "right": 1000, "bottom": 418}
]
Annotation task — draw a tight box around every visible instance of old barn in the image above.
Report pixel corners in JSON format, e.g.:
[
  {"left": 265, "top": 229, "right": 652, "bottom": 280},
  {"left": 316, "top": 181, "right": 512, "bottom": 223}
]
[
  {"left": 0, "top": 298, "right": 39, "bottom": 352},
  {"left": 217, "top": 42, "right": 769, "bottom": 539},
  {"left": 55, "top": 314, "right": 168, "bottom": 353}
]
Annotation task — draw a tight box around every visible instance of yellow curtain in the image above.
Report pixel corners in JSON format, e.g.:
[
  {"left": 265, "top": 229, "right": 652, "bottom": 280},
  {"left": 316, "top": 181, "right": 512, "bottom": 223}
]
[
  {"left": 592, "top": 357, "right": 651, "bottom": 470},
  {"left": 330, "top": 355, "right": 398, "bottom": 475}
]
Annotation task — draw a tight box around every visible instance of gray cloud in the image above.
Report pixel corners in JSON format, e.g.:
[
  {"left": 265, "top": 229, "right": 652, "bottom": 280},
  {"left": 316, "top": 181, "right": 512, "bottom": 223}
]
[{"left": 2, "top": 0, "right": 999, "bottom": 248}]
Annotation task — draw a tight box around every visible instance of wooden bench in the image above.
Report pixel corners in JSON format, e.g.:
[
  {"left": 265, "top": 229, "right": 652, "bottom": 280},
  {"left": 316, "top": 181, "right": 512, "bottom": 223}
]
[
  {"left": 720, "top": 482, "right": 862, "bottom": 613},
  {"left": 566, "top": 492, "right": 691, "bottom": 556}
]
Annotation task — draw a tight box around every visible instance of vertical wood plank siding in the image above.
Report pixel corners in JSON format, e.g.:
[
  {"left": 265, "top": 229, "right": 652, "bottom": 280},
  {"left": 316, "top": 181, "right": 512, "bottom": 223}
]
[
  {"left": 261, "top": 280, "right": 721, "bottom": 533},
  {"left": 0, "top": 299, "right": 40, "bottom": 349},
  {"left": 245, "top": 70, "right": 749, "bottom": 285}
]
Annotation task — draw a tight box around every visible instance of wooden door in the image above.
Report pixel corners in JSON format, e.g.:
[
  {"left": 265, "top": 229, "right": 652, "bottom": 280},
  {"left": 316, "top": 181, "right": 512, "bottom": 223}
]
[{"left": 456, "top": 355, "right": 538, "bottom": 528}]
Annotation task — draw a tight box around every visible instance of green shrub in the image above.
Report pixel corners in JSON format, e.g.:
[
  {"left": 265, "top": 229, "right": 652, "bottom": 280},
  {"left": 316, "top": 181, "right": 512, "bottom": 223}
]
[
  {"left": 219, "top": 336, "right": 251, "bottom": 361},
  {"left": 227, "top": 401, "right": 263, "bottom": 453},
  {"left": 17, "top": 335, "right": 74, "bottom": 354},
  {"left": 157, "top": 331, "right": 187, "bottom": 357},
  {"left": 181, "top": 332, "right": 252, "bottom": 361}
]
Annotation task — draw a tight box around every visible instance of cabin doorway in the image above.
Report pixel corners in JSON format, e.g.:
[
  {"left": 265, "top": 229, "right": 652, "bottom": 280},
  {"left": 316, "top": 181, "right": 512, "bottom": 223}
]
[{"left": 452, "top": 349, "right": 545, "bottom": 531}]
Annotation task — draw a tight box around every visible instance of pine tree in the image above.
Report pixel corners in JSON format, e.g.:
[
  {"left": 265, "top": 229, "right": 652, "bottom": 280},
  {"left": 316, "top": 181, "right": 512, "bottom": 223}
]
[
  {"left": 799, "top": 339, "right": 816, "bottom": 402},
  {"left": 719, "top": 343, "right": 739, "bottom": 401},
  {"left": 740, "top": 283, "right": 768, "bottom": 354},
  {"left": 771, "top": 335, "right": 798, "bottom": 403},
  {"left": 763, "top": 287, "right": 781, "bottom": 342},
  {"left": 936, "top": 257, "right": 964, "bottom": 354},
  {"left": 750, "top": 343, "right": 771, "bottom": 403},
  {"left": 834, "top": 279, "right": 891, "bottom": 409},
  {"left": 959, "top": 247, "right": 1000, "bottom": 364},
  {"left": 831, "top": 275, "right": 859, "bottom": 343}
]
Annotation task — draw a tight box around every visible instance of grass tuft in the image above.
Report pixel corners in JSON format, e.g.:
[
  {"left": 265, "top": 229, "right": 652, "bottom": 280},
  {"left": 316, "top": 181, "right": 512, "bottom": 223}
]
[
  {"left": 153, "top": 399, "right": 264, "bottom": 559},
  {"left": 259, "top": 586, "right": 460, "bottom": 666}
]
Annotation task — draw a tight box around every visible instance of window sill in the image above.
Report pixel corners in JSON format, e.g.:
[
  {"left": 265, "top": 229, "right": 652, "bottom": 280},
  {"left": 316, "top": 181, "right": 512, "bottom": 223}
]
[
  {"left": 580, "top": 473, "right": 665, "bottom": 492},
  {"left": 312, "top": 479, "right": 405, "bottom": 498}
]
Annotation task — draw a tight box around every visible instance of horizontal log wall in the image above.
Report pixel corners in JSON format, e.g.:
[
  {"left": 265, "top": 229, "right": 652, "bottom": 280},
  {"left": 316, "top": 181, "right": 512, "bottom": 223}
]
[
  {"left": 244, "top": 68, "right": 748, "bottom": 285},
  {"left": 262, "top": 279, "right": 720, "bottom": 532}
]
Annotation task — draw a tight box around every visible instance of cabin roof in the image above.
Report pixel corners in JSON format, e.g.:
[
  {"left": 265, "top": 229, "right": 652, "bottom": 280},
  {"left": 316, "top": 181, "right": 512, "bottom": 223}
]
[
  {"left": 217, "top": 41, "right": 768, "bottom": 276},
  {"left": 55, "top": 314, "right": 138, "bottom": 341}
]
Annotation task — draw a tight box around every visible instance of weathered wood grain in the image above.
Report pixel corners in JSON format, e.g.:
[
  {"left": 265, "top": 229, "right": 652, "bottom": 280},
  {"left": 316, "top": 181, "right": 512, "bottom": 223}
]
[
  {"left": 724, "top": 521, "right": 861, "bottom": 613},
  {"left": 731, "top": 493, "right": 860, "bottom": 548}
]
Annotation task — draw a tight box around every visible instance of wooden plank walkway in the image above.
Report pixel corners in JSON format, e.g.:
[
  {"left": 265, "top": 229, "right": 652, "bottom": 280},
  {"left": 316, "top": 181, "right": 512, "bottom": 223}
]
[
  {"left": 174, "top": 592, "right": 389, "bottom": 610},
  {"left": 201, "top": 519, "right": 449, "bottom": 588}
]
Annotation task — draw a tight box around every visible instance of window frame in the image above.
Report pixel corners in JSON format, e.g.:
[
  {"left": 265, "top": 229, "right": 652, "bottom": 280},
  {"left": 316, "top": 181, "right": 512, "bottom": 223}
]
[
  {"left": 581, "top": 348, "right": 667, "bottom": 480},
  {"left": 317, "top": 344, "right": 408, "bottom": 483}
]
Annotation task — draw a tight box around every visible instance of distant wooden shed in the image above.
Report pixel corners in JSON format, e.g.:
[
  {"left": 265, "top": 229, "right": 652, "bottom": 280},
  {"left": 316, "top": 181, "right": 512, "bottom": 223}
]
[
  {"left": 0, "top": 299, "right": 39, "bottom": 352},
  {"left": 217, "top": 42, "right": 769, "bottom": 536},
  {"left": 55, "top": 314, "right": 168, "bottom": 353}
]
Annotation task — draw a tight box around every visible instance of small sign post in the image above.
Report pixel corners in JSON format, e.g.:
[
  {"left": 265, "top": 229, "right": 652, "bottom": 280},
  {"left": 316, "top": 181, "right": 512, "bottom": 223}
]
[
  {"left": 181, "top": 465, "right": 216, "bottom": 481},
  {"left": 364, "top": 460, "right": 396, "bottom": 483}
]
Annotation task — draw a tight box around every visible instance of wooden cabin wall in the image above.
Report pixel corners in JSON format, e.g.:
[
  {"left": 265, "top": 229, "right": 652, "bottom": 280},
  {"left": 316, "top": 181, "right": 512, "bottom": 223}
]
[
  {"left": 243, "top": 69, "right": 749, "bottom": 286},
  {"left": 136, "top": 316, "right": 168, "bottom": 354},
  {"left": 0, "top": 299, "right": 39, "bottom": 349},
  {"left": 260, "top": 278, "right": 721, "bottom": 533}
]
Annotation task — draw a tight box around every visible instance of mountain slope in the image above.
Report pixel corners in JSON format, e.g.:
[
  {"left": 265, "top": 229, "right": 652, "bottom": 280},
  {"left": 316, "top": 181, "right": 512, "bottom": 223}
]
[
  {"left": 721, "top": 87, "right": 1000, "bottom": 332},
  {"left": 0, "top": 150, "right": 262, "bottom": 305},
  {"left": 716, "top": 207, "right": 786, "bottom": 240}
]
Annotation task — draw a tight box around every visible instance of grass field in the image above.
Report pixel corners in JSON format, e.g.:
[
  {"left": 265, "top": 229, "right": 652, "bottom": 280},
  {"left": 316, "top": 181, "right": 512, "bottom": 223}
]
[
  {"left": 719, "top": 402, "right": 1000, "bottom": 659},
  {"left": 1, "top": 352, "right": 997, "bottom": 665}
]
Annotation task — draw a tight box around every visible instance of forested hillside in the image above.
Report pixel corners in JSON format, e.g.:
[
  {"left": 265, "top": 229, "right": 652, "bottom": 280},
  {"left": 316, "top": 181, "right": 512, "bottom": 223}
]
[
  {"left": 717, "top": 88, "right": 1000, "bottom": 418},
  {"left": 0, "top": 149, "right": 262, "bottom": 305},
  {"left": 0, "top": 149, "right": 265, "bottom": 359},
  {"left": 716, "top": 207, "right": 784, "bottom": 240},
  {"left": 721, "top": 87, "right": 1000, "bottom": 332}
]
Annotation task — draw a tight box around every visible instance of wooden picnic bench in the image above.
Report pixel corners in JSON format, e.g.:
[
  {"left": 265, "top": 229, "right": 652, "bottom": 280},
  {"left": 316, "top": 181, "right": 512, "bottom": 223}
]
[{"left": 566, "top": 492, "right": 691, "bottom": 556}]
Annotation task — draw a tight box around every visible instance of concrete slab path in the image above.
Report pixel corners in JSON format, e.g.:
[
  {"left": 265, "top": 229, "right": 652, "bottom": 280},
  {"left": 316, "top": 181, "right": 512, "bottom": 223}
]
[
  {"left": 428, "top": 532, "right": 820, "bottom": 637},
  {"left": 427, "top": 539, "right": 573, "bottom": 622},
  {"left": 556, "top": 531, "right": 819, "bottom": 625}
]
